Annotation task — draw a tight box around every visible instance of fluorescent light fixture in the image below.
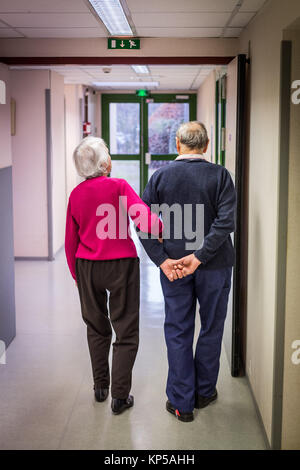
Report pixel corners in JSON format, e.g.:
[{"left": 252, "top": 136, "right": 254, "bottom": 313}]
[
  {"left": 88, "top": 0, "right": 133, "bottom": 36},
  {"left": 131, "top": 65, "right": 150, "bottom": 74},
  {"left": 93, "top": 81, "right": 159, "bottom": 88}
]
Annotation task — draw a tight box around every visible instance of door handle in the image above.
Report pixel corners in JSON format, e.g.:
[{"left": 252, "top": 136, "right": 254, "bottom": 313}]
[{"left": 145, "top": 153, "right": 152, "bottom": 165}]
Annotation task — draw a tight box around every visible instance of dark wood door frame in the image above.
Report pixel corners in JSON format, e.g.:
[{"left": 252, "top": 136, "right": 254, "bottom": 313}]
[
  {"left": 0, "top": 56, "right": 234, "bottom": 66},
  {"left": 232, "top": 54, "right": 247, "bottom": 377}
]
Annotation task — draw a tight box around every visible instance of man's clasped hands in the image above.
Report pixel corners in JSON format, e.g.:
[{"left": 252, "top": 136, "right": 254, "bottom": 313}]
[{"left": 160, "top": 254, "right": 201, "bottom": 283}]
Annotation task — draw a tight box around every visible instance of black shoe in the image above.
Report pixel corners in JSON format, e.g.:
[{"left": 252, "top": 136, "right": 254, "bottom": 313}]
[
  {"left": 166, "top": 400, "right": 194, "bottom": 422},
  {"left": 195, "top": 389, "right": 218, "bottom": 409},
  {"left": 111, "top": 395, "right": 134, "bottom": 415},
  {"left": 94, "top": 387, "right": 109, "bottom": 402}
]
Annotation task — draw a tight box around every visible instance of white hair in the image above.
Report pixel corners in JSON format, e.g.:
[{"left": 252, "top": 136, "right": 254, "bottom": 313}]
[
  {"left": 73, "top": 136, "right": 111, "bottom": 179},
  {"left": 176, "top": 121, "right": 209, "bottom": 151}
]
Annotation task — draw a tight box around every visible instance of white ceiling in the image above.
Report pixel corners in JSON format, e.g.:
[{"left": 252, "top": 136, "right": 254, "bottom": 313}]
[
  {"left": 9, "top": 64, "right": 220, "bottom": 90},
  {"left": 3, "top": 0, "right": 266, "bottom": 89},
  {"left": 0, "top": 0, "right": 267, "bottom": 39}
]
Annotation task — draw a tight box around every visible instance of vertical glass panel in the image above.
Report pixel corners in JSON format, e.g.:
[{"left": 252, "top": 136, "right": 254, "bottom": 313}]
[
  {"left": 109, "top": 102, "right": 140, "bottom": 154},
  {"left": 148, "top": 160, "right": 172, "bottom": 181},
  {"left": 110, "top": 160, "right": 140, "bottom": 195},
  {"left": 148, "top": 102, "right": 189, "bottom": 154}
]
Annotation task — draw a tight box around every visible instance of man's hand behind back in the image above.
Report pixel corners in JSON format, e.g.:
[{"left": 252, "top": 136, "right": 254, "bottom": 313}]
[
  {"left": 160, "top": 259, "right": 181, "bottom": 282},
  {"left": 173, "top": 254, "right": 201, "bottom": 277},
  {"left": 160, "top": 254, "right": 201, "bottom": 282}
]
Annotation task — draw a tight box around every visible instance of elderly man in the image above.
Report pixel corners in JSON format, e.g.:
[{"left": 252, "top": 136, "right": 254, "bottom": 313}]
[{"left": 140, "top": 121, "right": 236, "bottom": 422}]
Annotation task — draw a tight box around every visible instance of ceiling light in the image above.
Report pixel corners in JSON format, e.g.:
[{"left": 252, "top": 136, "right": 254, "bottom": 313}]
[
  {"left": 88, "top": 0, "right": 133, "bottom": 36},
  {"left": 92, "top": 81, "right": 159, "bottom": 88},
  {"left": 131, "top": 65, "right": 150, "bottom": 74}
]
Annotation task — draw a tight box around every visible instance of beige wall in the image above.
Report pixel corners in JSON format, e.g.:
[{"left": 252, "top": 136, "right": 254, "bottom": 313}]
[
  {"left": 50, "top": 71, "right": 66, "bottom": 255},
  {"left": 239, "top": 0, "right": 300, "bottom": 446},
  {"left": 95, "top": 92, "right": 102, "bottom": 137},
  {"left": 197, "top": 70, "right": 216, "bottom": 162},
  {"left": 87, "top": 88, "right": 98, "bottom": 136},
  {"left": 0, "top": 37, "right": 238, "bottom": 59},
  {"left": 11, "top": 69, "right": 69, "bottom": 257},
  {"left": 225, "top": 59, "right": 238, "bottom": 176},
  {"left": 281, "top": 28, "right": 300, "bottom": 450},
  {"left": 0, "top": 63, "right": 12, "bottom": 170},
  {"left": 11, "top": 70, "right": 49, "bottom": 257},
  {"left": 64, "top": 84, "right": 82, "bottom": 200}
]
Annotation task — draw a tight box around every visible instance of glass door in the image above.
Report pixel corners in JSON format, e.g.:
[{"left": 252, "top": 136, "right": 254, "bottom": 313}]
[
  {"left": 144, "top": 94, "right": 196, "bottom": 189},
  {"left": 102, "top": 94, "right": 142, "bottom": 195},
  {"left": 102, "top": 93, "right": 196, "bottom": 196}
]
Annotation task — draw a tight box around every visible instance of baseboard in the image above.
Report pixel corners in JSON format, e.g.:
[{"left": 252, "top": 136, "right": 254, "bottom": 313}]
[{"left": 245, "top": 375, "right": 272, "bottom": 450}]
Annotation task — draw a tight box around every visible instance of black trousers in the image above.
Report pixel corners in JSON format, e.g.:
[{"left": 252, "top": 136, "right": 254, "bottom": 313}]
[{"left": 76, "top": 257, "right": 140, "bottom": 399}]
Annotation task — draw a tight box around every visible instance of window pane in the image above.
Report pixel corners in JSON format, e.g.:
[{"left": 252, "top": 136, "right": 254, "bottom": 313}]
[
  {"left": 110, "top": 160, "right": 140, "bottom": 195},
  {"left": 148, "top": 102, "right": 189, "bottom": 155},
  {"left": 109, "top": 103, "right": 140, "bottom": 155},
  {"left": 148, "top": 160, "right": 172, "bottom": 181}
]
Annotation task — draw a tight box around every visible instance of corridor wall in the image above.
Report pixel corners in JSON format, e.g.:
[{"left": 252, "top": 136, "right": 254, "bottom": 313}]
[
  {"left": 0, "top": 63, "right": 16, "bottom": 347},
  {"left": 281, "top": 26, "right": 300, "bottom": 450},
  {"left": 11, "top": 70, "right": 66, "bottom": 258},
  {"left": 239, "top": 0, "right": 300, "bottom": 449},
  {"left": 64, "top": 84, "right": 82, "bottom": 200},
  {"left": 50, "top": 71, "right": 66, "bottom": 255},
  {"left": 196, "top": 69, "right": 216, "bottom": 162},
  {"left": 11, "top": 69, "right": 50, "bottom": 258}
]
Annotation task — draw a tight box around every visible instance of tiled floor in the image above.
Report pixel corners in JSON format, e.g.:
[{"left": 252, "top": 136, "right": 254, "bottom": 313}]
[{"left": 0, "top": 244, "right": 267, "bottom": 450}]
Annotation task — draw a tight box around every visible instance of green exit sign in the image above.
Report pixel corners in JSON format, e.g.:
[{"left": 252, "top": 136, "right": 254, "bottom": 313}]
[
  {"left": 136, "top": 89, "right": 149, "bottom": 97},
  {"left": 108, "top": 38, "right": 140, "bottom": 50}
]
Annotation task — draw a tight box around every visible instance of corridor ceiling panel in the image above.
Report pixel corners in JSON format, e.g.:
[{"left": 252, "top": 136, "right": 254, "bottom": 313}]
[
  {"left": 126, "top": 1, "right": 238, "bottom": 12},
  {"left": 9, "top": 64, "right": 219, "bottom": 90},
  {"left": 0, "top": 0, "right": 267, "bottom": 38}
]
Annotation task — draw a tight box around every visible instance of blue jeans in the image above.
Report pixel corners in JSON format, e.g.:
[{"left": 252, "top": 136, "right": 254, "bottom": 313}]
[{"left": 160, "top": 266, "right": 232, "bottom": 413}]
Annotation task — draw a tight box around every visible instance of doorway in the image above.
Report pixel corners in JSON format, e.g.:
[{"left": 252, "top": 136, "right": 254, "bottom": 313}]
[{"left": 102, "top": 93, "right": 196, "bottom": 196}]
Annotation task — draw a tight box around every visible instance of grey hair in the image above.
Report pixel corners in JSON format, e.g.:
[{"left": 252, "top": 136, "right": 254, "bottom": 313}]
[
  {"left": 176, "top": 121, "right": 209, "bottom": 151},
  {"left": 73, "top": 136, "right": 111, "bottom": 179}
]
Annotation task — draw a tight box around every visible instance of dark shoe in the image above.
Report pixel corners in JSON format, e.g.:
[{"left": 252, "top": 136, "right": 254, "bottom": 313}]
[
  {"left": 166, "top": 400, "right": 194, "bottom": 422},
  {"left": 195, "top": 389, "right": 218, "bottom": 409},
  {"left": 94, "top": 387, "right": 109, "bottom": 402},
  {"left": 111, "top": 395, "right": 134, "bottom": 415}
]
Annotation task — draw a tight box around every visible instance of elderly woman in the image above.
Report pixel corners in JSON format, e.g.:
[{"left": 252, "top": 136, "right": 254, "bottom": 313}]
[{"left": 65, "top": 136, "right": 163, "bottom": 415}]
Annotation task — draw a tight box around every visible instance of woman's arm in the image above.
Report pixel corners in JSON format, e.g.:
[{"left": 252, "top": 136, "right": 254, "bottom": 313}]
[
  {"left": 119, "top": 179, "right": 163, "bottom": 237},
  {"left": 65, "top": 199, "right": 80, "bottom": 280},
  {"left": 139, "top": 175, "right": 169, "bottom": 267}
]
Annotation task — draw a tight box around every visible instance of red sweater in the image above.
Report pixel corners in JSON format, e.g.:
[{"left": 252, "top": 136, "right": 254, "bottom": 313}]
[{"left": 65, "top": 176, "right": 163, "bottom": 280}]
